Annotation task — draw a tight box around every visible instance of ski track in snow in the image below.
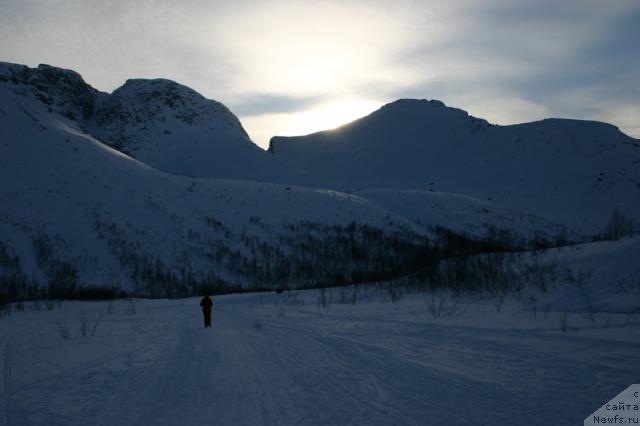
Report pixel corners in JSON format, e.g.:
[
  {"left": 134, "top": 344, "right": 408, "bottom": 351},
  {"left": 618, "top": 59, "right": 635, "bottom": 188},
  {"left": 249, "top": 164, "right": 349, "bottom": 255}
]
[{"left": 1, "top": 294, "right": 639, "bottom": 425}]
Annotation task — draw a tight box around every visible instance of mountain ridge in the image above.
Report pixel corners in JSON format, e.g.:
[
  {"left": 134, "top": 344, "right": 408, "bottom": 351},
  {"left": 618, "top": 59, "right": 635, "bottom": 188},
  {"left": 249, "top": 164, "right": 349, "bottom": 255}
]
[
  {"left": 266, "top": 97, "right": 639, "bottom": 232},
  {"left": 1, "top": 61, "right": 639, "bottom": 294}
]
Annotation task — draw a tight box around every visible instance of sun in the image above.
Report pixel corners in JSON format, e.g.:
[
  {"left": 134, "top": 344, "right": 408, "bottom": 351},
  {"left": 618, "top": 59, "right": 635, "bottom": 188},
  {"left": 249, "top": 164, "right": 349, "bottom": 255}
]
[
  {"left": 285, "top": 98, "right": 380, "bottom": 136},
  {"left": 240, "top": 98, "right": 382, "bottom": 149}
]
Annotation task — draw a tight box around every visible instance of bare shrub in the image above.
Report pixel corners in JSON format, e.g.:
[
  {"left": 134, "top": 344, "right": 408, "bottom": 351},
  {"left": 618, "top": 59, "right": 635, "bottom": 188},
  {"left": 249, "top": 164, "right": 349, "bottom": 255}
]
[
  {"left": 80, "top": 313, "right": 89, "bottom": 337},
  {"left": 625, "top": 309, "right": 640, "bottom": 325},
  {"left": 127, "top": 298, "right": 136, "bottom": 315},
  {"left": 56, "top": 322, "right": 70, "bottom": 339},
  {"left": 428, "top": 291, "right": 463, "bottom": 318},
  {"left": 617, "top": 269, "right": 640, "bottom": 294},
  {"left": 493, "top": 291, "right": 506, "bottom": 313},
  {"left": 0, "top": 303, "right": 11, "bottom": 319},
  {"left": 284, "top": 292, "right": 304, "bottom": 308},
  {"left": 570, "top": 269, "right": 596, "bottom": 326},
  {"left": 317, "top": 287, "right": 330, "bottom": 310},
  {"left": 91, "top": 315, "right": 102, "bottom": 337},
  {"left": 522, "top": 295, "right": 538, "bottom": 317},
  {"left": 559, "top": 309, "right": 569, "bottom": 332},
  {"left": 384, "top": 282, "right": 401, "bottom": 304},
  {"left": 339, "top": 286, "right": 348, "bottom": 304}
]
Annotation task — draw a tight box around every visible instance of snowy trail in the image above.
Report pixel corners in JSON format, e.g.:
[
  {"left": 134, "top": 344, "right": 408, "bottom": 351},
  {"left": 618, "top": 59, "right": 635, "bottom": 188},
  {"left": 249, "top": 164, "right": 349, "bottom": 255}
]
[
  {"left": 132, "top": 304, "right": 434, "bottom": 425},
  {"left": 1, "top": 293, "right": 639, "bottom": 425}
]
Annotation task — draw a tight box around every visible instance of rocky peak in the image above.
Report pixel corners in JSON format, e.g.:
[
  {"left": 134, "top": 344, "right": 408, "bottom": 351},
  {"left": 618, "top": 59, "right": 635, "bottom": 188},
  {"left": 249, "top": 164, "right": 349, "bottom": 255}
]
[
  {"left": 91, "top": 77, "right": 251, "bottom": 156},
  {"left": 96, "top": 79, "right": 246, "bottom": 130},
  {"left": 376, "top": 98, "right": 468, "bottom": 119},
  {"left": 345, "top": 98, "right": 491, "bottom": 137},
  {"left": 0, "top": 62, "right": 99, "bottom": 121}
]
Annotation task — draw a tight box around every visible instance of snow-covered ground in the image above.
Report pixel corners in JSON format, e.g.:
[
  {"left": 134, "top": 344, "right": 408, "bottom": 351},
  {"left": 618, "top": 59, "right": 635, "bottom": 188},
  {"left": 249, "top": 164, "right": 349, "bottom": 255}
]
[{"left": 1, "top": 284, "right": 638, "bottom": 425}]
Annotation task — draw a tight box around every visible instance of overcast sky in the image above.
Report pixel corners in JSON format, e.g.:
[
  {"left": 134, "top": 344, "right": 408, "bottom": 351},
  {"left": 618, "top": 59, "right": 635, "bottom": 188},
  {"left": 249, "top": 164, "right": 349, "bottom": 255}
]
[{"left": 1, "top": 0, "right": 639, "bottom": 148}]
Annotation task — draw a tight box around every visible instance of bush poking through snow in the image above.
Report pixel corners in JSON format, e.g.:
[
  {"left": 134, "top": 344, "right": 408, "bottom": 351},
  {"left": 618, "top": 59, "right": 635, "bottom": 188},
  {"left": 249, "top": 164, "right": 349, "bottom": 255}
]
[
  {"left": 80, "top": 313, "right": 89, "bottom": 337},
  {"left": 617, "top": 269, "right": 640, "bottom": 294},
  {"left": 493, "top": 291, "right": 507, "bottom": 313},
  {"left": 0, "top": 302, "right": 10, "bottom": 319},
  {"left": 559, "top": 309, "right": 569, "bottom": 333},
  {"left": 428, "top": 291, "right": 463, "bottom": 318},
  {"left": 625, "top": 310, "right": 640, "bottom": 325},
  {"left": 91, "top": 315, "right": 102, "bottom": 337},
  {"left": 317, "top": 287, "right": 329, "bottom": 310},
  {"left": 56, "top": 321, "right": 70, "bottom": 339}
]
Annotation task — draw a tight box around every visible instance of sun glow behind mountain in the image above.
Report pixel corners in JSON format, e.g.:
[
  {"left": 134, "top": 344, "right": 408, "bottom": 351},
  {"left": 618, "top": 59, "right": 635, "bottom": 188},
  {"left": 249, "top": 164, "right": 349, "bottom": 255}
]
[
  {"left": 242, "top": 98, "right": 381, "bottom": 146},
  {"left": 285, "top": 99, "right": 380, "bottom": 134}
]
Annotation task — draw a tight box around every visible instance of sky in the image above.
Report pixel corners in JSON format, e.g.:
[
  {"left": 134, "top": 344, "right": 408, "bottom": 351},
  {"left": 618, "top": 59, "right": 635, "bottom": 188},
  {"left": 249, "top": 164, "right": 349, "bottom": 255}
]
[{"left": 1, "top": 0, "right": 639, "bottom": 149}]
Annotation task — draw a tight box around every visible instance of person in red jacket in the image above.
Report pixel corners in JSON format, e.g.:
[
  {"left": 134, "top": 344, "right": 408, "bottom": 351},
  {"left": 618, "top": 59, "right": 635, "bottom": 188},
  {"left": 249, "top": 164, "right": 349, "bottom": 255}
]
[{"left": 200, "top": 294, "right": 213, "bottom": 328}]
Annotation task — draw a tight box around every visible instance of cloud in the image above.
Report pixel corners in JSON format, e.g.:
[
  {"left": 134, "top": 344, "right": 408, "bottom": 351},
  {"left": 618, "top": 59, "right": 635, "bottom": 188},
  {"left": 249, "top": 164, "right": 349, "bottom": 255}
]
[{"left": 229, "top": 93, "right": 328, "bottom": 117}]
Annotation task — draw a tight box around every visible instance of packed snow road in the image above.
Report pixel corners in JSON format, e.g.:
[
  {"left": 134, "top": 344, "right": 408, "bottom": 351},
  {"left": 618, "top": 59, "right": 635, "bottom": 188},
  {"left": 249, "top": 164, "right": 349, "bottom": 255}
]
[{"left": 1, "top": 291, "right": 639, "bottom": 425}]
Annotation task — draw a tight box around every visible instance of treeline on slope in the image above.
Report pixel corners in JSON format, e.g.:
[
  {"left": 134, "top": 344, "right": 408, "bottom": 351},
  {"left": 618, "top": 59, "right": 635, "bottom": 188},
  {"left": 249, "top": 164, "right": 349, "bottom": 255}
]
[
  {"left": 0, "top": 235, "right": 128, "bottom": 306},
  {"left": 0, "top": 212, "right": 584, "bottom": 307}
]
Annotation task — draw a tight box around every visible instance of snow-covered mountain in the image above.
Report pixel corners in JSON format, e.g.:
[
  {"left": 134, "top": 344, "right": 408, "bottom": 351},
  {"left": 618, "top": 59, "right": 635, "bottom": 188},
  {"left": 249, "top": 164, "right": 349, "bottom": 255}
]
[
  {"left": 0, "top": 66, "right": 438, "bottom": 294},
  {"left": 1, "top": 62, "right": 638, "bottom": 295},
  {"left": 90, "top": 78, "right": 270, "bottom": 179},
  {"left": 0, "top": 62, "right": 271, "bottom": 179},
  {"left": 269, "top": 99, "right": 640, "bottom": 234}
]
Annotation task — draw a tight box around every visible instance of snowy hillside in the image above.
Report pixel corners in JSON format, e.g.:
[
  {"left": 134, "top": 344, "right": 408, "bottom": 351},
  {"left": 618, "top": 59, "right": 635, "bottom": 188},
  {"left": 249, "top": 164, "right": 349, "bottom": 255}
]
[
  {"left": 0, "top": 62, "right": 272, "bottom": 179},
  {"left": 1, "top": 61, "right": 638, "bottom": 297},
  {"left": 353, "top": 189, "right": 576, "bottom": 243},
  {"left": 0, "top": 78, "right": 430, "bottom": 295},
  {"left": 530, "top": 236, "right": 640, "bottom": 313},
  {"left": 269, "top": 99, "right": 640, "bottom": 234}
]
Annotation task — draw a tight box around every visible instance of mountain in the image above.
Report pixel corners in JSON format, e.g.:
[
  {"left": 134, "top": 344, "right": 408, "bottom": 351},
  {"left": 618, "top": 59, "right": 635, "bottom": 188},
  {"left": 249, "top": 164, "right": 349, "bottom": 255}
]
[
  {"left": 268, "top": 99, "right": 640, "bottom": 234},
  {"left": 1, "top": 62, "right": 638, "bottom": 296},
  {"left": 89, "top": 78, "right": 270, "bottom": 179},
  {"left": 0, "top": 71, "right": 433, "bottom": 295},
  {"left": 0, "top": 62, "right": 271, "bottom": 179}
]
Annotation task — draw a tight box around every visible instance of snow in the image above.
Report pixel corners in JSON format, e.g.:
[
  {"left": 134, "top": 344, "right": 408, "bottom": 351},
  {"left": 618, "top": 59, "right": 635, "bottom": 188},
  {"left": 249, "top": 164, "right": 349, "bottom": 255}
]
[
  {"left": 1, "top": 285, "right": 638, "bottom": 425},
  {"left": 353, "top": 189, "right": 577, "bottom": 241},
  {"left": 529, "top": 236, "right": 640, "bottom": 313}
]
